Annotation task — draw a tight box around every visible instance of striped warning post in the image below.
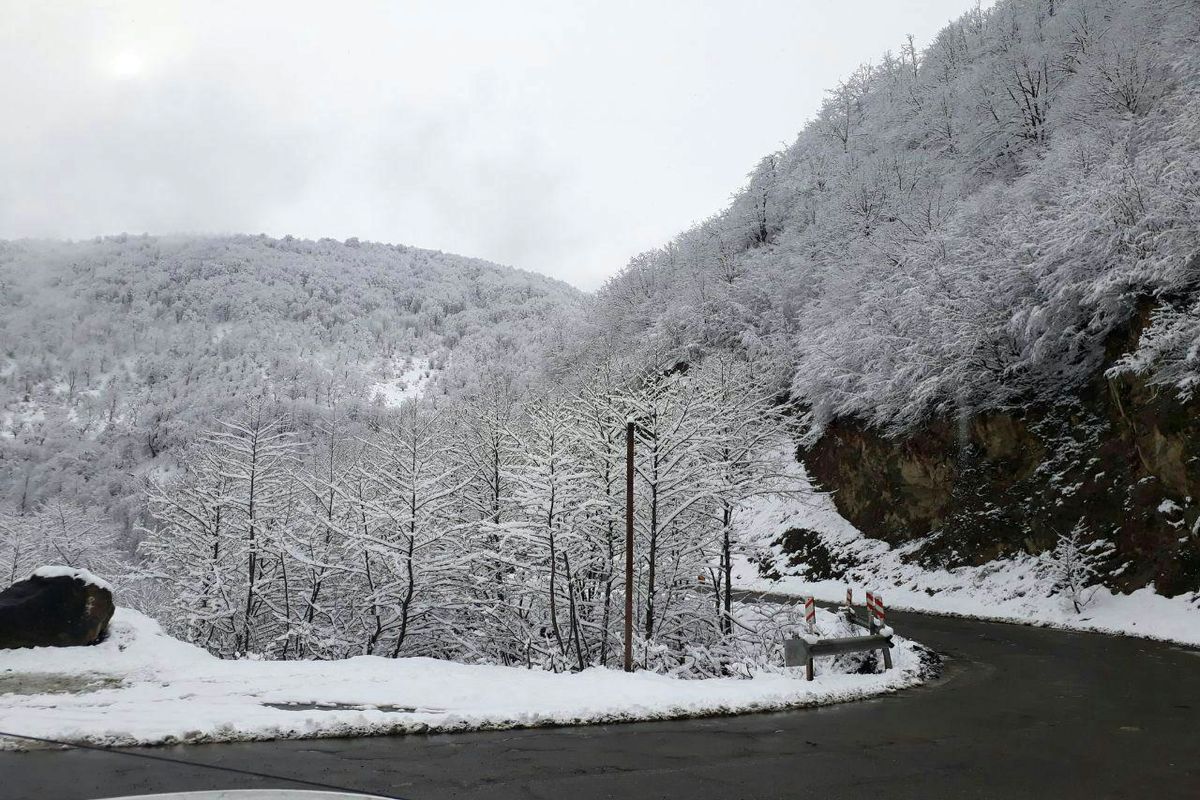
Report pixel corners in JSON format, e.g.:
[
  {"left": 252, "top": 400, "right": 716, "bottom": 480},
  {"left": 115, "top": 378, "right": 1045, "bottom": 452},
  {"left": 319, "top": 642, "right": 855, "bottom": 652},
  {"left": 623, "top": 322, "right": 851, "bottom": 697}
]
[
  {"left": 866, "top": 591, "right": 877, "bottom": 633},
  {"left": 872, "top": 593, "right": 886, "bottom": 624},
  {"left": 804, "top": 596, "right": 816, "bottom": 632},
  {"left": 873, "top": 592, "right": 893, "bottom": 669}
]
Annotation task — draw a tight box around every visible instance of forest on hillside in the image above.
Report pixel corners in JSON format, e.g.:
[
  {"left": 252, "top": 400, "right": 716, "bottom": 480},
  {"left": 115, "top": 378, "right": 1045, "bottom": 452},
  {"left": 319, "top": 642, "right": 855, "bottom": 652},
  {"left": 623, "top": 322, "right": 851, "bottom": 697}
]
[
  {"left": 584, "top": 0, "right": 1199, "bottom": 434},
  {"left": 0, "top": 234, "right": 579, "bottom": 530}
]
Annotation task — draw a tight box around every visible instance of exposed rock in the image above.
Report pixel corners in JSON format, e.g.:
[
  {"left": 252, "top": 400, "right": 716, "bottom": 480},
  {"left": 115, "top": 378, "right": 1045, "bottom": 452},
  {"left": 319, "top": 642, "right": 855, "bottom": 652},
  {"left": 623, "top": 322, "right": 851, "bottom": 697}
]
[
  {"left": 774, "top": 527, "right": 860, "bottom": 581},
  {"left": 803, "top": 307, "right": 1200, "bottom": 596},
  {"left": 0, "top": 568, "right": 115, "bottom": 649}
]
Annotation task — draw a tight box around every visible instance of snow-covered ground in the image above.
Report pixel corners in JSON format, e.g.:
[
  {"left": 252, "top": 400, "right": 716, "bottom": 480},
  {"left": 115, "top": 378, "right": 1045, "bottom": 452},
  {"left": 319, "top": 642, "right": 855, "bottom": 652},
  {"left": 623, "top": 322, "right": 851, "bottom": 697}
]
[
  {"left": 369, "top": 358, "right": 432, "bottom": 407},
  {"left": 733, "top": 464, "right": 1200, "bottom": 647},
  {"left": 0, "top": 607, "right": 928, "bottom": 750}
]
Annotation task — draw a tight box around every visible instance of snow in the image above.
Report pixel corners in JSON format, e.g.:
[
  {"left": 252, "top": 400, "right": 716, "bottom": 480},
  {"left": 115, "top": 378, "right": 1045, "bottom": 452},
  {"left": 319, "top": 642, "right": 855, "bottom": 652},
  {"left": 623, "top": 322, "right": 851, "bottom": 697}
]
[
  {"left": 370, "top": 358, "right": 432, "bottom": 407},
  {"left": 0, "top": 608, "right": 928, "bottom": 750},
  {"left": 29, "top": 565, "right": 113, "bottom": 592},
  {"left": 732, "top": 465, "right": 1200, "bottom": 648},
  {"left": 1157, "top": 499, "right": 1182, "bottom": 515}
]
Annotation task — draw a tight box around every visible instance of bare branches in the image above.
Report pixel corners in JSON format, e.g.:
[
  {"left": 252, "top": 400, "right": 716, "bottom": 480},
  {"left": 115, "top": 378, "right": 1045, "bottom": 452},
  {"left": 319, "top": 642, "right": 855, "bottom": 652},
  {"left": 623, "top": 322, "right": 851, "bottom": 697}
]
[{"left": 141, "top": 354, "right": 810, "bottom": 677}]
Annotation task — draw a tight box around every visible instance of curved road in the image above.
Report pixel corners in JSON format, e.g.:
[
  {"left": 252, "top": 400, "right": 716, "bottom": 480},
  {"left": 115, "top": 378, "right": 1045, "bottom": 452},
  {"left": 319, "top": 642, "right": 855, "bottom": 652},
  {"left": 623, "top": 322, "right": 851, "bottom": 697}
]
[{"left": 3, "top": 607, "right": 1198, "bottom": 799}]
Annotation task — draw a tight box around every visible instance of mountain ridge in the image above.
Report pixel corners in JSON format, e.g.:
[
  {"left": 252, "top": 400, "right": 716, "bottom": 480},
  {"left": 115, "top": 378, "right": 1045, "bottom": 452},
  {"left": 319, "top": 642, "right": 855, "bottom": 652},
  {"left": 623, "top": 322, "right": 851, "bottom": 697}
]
[{"left": 0, "top": 232, "right": 581, "bottom": 528}]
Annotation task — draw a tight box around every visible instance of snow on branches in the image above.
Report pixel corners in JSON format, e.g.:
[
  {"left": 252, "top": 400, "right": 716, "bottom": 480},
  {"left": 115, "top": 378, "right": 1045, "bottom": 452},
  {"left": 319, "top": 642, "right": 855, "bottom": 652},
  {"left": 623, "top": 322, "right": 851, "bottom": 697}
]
[
  {"left": 139, "top": 357, "right": 807, "bottom": 676},
  {"left": 1047, "top": 521, "right": 1105, "bottom": 614},
  {"left": 591, "top": 0, "right": 1200, "bottom": 434}
]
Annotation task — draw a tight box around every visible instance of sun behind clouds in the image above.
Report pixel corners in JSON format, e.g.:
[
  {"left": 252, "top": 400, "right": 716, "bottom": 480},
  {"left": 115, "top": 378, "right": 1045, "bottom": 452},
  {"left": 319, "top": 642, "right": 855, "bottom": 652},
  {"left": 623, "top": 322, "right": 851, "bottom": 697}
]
[{"left": 110, "top": 50, "right": 145, "bottom": 79}]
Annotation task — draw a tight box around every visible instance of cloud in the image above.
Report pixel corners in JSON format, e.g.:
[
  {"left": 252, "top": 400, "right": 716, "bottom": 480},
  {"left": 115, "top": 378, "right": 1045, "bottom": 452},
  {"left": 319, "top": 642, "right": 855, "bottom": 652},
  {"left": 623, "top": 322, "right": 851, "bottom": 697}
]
[{"left": 0, "top": 0, "right": 982, "bottom": 290}]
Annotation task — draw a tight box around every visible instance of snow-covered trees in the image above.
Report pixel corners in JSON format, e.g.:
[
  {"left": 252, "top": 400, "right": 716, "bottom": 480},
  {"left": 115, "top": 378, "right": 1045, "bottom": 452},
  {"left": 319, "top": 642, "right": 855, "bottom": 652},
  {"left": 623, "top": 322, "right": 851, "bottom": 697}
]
[
  {"left": 1048, "top": 521, "right": 1105, "bottom": 614},
  {"left": 495, "top": 394, "right": 594, "bottom": 670},
  {"left": 1109, "top": 300, "right": 1200, "bottom": 398},
  {"left": 696, "top": 356, "right": 801, "bottom": 634},
  {"left": 0, "top": 499, "right": 120, "bottom": 586},
  {"left": 0, "top": 234, "right": 579, "bottom": 527},
  {"left": 281, "top": 413, "right": 365, "bottom": 659},
  {"left": 140, "top": 405, "right": 302, "bottom": 658},
  {"left": 215, "top": 409, "right": 303, "bottom": 657},
  {"left": 140, "top": 355, "right": 805, "bottom": 675},
  {"left": 353, "top": 401, "right": 465, "bottom": 658},
  {"left": 587, "top": 0, "right": 1200, "bottom": 432},
  {"left": 567, "top": 377, "right": 629, "bottom": 666},
  {"left": 141, "top": 445, "right": 240, "bottom": 653},
  {"left": 626, "top": 365, "right": 717, "bottom": 647}
]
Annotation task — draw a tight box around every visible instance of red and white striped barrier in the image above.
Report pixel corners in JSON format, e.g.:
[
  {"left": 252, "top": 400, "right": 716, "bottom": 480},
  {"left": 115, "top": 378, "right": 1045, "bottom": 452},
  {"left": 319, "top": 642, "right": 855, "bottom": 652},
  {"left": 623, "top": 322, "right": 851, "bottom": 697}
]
[
  {"left": 785, "top": 585, "right": 896, "bottom": 679},
  {"left": 872, "top": 593, "right": 886, "bottom": 625}
]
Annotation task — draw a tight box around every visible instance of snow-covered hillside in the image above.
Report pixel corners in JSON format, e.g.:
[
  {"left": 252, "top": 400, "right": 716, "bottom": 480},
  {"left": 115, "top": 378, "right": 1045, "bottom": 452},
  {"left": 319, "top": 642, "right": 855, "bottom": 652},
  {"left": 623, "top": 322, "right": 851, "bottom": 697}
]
[
  {"left": 590, "top": 0, "right": 1200, "bottom": 427},
  {"left": 574, "top": 0, "right": 1200, "bottom": 601},
  {"left": 0, "top": 234, "right": 580, "bottom": 528}
]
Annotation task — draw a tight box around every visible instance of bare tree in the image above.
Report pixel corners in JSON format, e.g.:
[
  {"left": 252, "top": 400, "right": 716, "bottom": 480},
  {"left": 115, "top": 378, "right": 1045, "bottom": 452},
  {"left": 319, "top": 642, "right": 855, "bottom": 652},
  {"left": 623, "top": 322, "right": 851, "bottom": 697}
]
[{"left": 1049, "top": 521, "right": 1101, "bottom": 613}]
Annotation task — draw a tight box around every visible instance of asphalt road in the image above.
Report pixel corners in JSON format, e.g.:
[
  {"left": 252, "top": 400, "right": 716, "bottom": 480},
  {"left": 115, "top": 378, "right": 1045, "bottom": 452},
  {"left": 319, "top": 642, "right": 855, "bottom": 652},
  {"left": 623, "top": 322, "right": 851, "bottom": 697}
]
[{"left": 2, "top": 606, "right": 1198, "bottom": 800}]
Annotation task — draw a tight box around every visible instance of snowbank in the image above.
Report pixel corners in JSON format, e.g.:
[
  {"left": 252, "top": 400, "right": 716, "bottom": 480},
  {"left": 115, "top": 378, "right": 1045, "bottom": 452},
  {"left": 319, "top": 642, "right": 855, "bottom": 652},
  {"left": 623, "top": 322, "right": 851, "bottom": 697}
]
[
  {"left": 733, "top": 466, "right": 1200, "bottom": 647},
  {"left": 0, "top": 607, "right": 929, "bottom": 750}
]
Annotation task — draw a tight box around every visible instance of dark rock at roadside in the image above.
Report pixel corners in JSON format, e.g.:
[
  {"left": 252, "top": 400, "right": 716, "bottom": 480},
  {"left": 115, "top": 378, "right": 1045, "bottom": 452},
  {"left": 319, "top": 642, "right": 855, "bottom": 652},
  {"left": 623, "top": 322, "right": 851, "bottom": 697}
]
[{"left": 0, "top": 570, "right": 115, "bottom": 649}]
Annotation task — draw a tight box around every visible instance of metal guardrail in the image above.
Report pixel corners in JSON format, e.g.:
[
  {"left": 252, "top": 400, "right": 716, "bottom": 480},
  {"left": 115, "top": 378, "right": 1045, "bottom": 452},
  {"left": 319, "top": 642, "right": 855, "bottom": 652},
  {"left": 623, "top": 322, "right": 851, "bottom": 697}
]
[{"left": 783, "top": 589, "right": 894, "bottom": 681}]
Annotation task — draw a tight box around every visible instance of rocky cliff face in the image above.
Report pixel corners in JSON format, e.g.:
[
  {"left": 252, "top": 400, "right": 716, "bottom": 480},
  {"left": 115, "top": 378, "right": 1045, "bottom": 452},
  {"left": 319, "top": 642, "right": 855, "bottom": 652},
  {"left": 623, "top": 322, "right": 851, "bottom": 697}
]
[{"left": 803, "top": 308, "right": 1200, "bottom": 596}]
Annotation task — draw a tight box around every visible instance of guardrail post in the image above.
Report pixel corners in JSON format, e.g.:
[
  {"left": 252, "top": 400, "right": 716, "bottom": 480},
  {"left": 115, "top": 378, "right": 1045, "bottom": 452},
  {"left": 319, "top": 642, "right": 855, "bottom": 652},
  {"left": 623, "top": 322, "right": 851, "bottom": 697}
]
[
  {"left": 875, "top": 593, "right": 893, "bottom": 670},
  {"left": 783, "top": 637, "right": 815, "bottom": 681},
  {"left": 784, "top": 632, "right": 892, "bottom": 681},
  {"left": 784, "top": 586, "right": 896, "bottom": 682}
]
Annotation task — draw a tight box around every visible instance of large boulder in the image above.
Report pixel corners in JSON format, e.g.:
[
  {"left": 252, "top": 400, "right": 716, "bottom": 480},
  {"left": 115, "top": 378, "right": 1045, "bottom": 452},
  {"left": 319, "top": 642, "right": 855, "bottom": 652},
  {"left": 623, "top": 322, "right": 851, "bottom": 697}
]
[{"left": 0, "top": 566, "right": 115, "bottom": 649}]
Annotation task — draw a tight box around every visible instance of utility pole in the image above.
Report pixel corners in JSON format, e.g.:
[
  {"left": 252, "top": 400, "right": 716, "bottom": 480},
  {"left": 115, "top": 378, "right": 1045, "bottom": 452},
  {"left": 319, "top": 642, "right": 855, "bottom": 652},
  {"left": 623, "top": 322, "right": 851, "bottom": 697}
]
[{"left": 624, "top": 419, "right": 635, "bottom": 672}]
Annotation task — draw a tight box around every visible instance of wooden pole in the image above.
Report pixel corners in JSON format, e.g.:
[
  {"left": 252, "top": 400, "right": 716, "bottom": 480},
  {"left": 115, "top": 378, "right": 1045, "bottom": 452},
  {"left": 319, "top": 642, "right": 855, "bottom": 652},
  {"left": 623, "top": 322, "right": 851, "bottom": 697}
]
[{"left": 624, "top": 420, "right": 635, "bottom": 672}]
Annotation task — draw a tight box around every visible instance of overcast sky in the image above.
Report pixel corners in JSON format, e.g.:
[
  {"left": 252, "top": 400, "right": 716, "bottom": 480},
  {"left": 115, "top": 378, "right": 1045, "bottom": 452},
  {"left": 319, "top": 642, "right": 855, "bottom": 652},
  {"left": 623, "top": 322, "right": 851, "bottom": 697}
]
[{"left": 2, "top": 1, "right": 981, "bottom": 289}]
